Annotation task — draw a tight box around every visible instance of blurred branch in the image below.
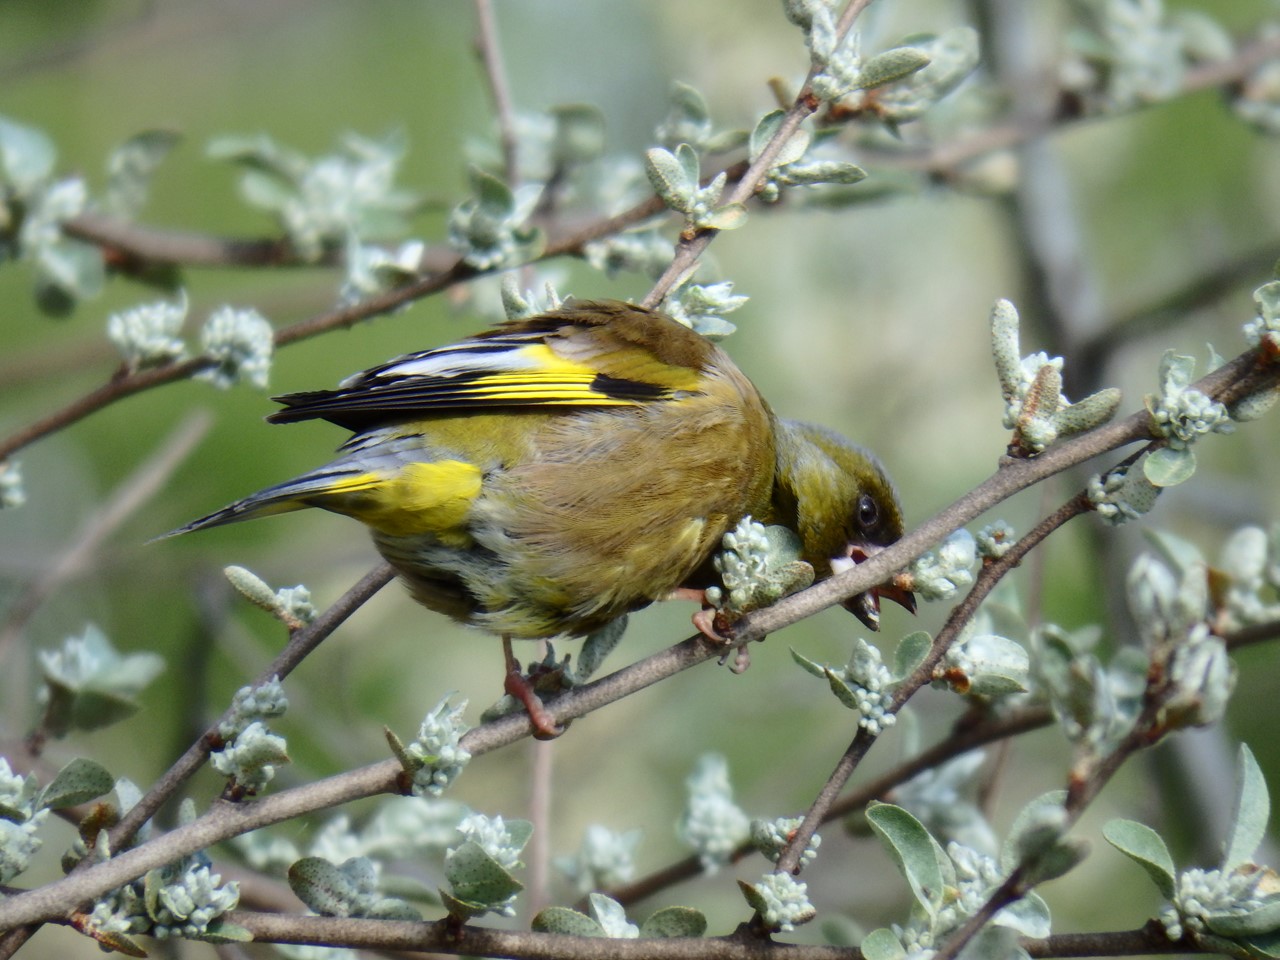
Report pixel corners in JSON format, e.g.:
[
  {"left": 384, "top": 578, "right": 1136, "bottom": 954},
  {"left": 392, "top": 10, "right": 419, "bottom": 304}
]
[
  {"left": 60, "top": 212, "right": 339, "bottom": 270},
  {"left": 1077, "top": 244, "right": 1280, "bottom": 373},
  {"left": 0, "top": 410, "right": 212, "bottom": 664},
  {"left": 0, "top": 1, "right": 157, "bottom": 83},
  {"left": 473, "top": 0, "right": 520, "bottom": 189}
]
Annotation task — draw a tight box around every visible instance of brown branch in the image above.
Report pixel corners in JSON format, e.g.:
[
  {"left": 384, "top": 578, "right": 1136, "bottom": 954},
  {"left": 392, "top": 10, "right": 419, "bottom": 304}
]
[
  {"left": 232, "top": 912, "right": 853, "bottom": 960},
  {"left": 61, "top": 212, "right": 334, "bottom": 269}
]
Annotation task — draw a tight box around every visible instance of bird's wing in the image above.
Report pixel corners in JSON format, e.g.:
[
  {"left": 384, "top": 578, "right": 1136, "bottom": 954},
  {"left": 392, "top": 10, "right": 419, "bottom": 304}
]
[{"left": 268, "top": 300, "right": 712, "bottom": 430}]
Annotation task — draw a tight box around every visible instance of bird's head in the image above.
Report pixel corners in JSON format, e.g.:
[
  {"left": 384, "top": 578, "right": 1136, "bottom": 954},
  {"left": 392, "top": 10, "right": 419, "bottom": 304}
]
[{"left": 772, "top": 419, "right": 915, "bottom": 630}]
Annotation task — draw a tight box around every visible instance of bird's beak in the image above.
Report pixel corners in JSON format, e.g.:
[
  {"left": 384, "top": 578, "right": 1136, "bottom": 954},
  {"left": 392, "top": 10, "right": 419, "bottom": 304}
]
[{"left": 831, "top": 544, "right": 917, "bottom": 632}]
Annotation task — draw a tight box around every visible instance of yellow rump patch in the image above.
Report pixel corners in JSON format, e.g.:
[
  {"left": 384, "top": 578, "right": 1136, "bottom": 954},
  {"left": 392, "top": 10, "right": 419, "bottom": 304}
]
[{"left": 335, "top": 460, "right": 483, "bottom": 541}]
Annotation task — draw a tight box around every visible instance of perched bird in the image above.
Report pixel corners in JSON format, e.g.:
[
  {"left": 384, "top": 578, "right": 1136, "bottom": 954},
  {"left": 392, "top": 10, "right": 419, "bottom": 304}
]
[{"left": 170, "top": 300, "right": 910, "bottom": 733}]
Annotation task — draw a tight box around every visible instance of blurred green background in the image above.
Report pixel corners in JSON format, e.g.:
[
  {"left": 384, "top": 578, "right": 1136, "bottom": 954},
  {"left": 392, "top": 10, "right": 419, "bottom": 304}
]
[{"left": 2, "top": 0, "right": 1279, "bottom": 955}]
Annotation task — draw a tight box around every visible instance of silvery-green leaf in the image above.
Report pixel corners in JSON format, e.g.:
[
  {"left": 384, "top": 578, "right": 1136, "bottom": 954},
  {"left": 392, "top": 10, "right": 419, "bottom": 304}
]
[
  {"left": 825, "top": 668, "right": 862, "bottom": 710},
  {"left": 644, "top": 147, "right": 695, "bottom": 211},
  {"left": 780, "top": 160, "right": 867, "bottom": 187},
  {"left": 866, "top": 802, "right": 945, "bottom": 917},
  {"left": 104, "top": 129, "right": 181, "bottom": 217},
  {"left": 1173, "top": 10, "right": 1234, "bottom": 62},
  {"left": 857, "top": 48, "right": 932, "bottom": 90},
  {"left": 573, "top": 616, "right": 627, "bottom": 684},
  {"left": 288, "top": 856, "right": 360, "bottom": 916},
  {"left": 37, "top": 758, "right": 114, "bottom": 811},
  {"left": 1056, "top": 388, "right": 1122, "bottom": 435},
  {"left": 470, "top": 167, "right": 515, "bottom": 219},
  {"left": 190, "top": 919, "right": 254, "bottom": 943},
  {"left": 963, "top": 634, "right": 1030, "bottom": 695},
  {"left": 206, "top": 132, "right": 308, "bottom": 182},
  {"left": 504, "top": 818, "right": 534, "bottom": 855},
  {"left": 1101, "top": 819, "right": 1176, "bottom": 899},
  {"left": 551, "top": 104, "right": 605, "bottom": 165},
  {"left": 640, "top": 906, "right": 707, "bottom": 938},
  {"left": 38, "top": 240, "right": 105, "bottom": 300},
  {"left": 675, "top": 143, "right": 701, "bottom": 188},
  {"left": 790, "top": 647, "right": 828, "bottom": 678},
  {"left": 1158, "top": 350, "right": 1196, "bottom": 393},
  {"left": 532, "top": 905, "right": 605, "bottom": 937},
  {"left": 990, "top": 299, "right": 1023, "bottom": 397},
  {"left": 892, "top": 631, "right": 932, "bottom": 681},
  {"left": 1205, "top": 894, "right": 1280, "bottom": 938},
  {"left": 1143, "top": 446, "right": 1196, "bottom": 487},
  {"left": 1143, "top": 529, "right": 1204, "bottom": 577},
  {"left": 749, "top": 111, "right": 786, "bottom": 163},
  {"left": 772, "top": 127, "right": 812, "bottom": 169},
  {"left": 704, "top": 128, "right": 749, "bottom": 153},
  {"left": 959, "top": 924, "right": 1025, "bottom": 960},
  {"left": 0, "top": 115, "right": 56, "bottom": 193},
  {"left": 994, "top": 890, "right": 1052, "bottom": 938},
  {"left": 1245, "top": 929, "right": 1280, "bottom": 957},
  {"left": 860, "top": 927, "right": 907, "bottom": 960},
  {"left": 439, "top": 888, "right": 488, "bottom": 921},
  {"left": 1231, "top": 385, "right": 1280, "bottom": 422},
  {"left": 699, "top": 202, "right": 747, "bottom": 231},
  {"left": 1225, "top": 744, "right": 1270, "bottom": 872},
  {"left": 237, "top": 168, "right": 294, "bottom": 211},
  {"left": 1002, "top": 791, "right": 1067, "bottom": 874},
  {"left": 446, "top": 840, "right": 524, "bottom": 905}
]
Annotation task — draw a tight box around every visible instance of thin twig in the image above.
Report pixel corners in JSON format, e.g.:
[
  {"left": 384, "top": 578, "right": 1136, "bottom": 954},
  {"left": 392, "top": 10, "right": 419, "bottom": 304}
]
[
  {"left": 642, "top": 0, "right": 878, "bottom": 308},
  {"left": 474, "top": 0, "right": 520, "bottom": 189}
]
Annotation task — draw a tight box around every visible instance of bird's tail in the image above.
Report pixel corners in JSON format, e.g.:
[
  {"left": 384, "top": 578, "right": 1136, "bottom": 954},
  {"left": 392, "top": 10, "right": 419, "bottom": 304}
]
[{"left": 157, "top": 467, "right": 379, "bottom": 539}]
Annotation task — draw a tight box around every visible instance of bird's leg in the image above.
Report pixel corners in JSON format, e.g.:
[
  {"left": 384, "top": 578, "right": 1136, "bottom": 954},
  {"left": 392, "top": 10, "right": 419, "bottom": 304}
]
[{"left": 502, "top": 636, "right": 564, "bottom": 739}]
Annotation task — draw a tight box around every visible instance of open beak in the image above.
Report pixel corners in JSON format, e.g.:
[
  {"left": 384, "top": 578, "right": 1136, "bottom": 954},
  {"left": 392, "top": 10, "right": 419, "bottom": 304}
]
[{"left": 831, "top": 544, "right": 917, "bottom": 632}]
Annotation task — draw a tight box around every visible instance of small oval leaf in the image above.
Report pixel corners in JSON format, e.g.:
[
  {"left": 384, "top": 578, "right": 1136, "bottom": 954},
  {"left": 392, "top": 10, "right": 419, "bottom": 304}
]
[
  {"left": 1102, "top": 819, "right": 1176, "bottom": 899},
  {"left": 38, "top": 758, "right": 115, "bottom": 811},
  {"left": 532, "top": 906, "right": 605, "bottom": 937},
  {"left": 866, "top": 802, "right": 945, "bottom": 916},
  {"left": 1144, "top": 446, "right": 1196, "bottom": 487},
  {"left": 1225, "top": 744, "right": 1270, "bottom": 872},
  {"left": 640, "top": 906, "right": 707, "bottom": 938}
]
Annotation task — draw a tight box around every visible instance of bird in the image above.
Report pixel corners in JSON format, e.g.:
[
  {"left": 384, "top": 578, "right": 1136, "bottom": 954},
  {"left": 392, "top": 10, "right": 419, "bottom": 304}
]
[{"left": 168, "top": 299, "right": 911, "bottom": 734}]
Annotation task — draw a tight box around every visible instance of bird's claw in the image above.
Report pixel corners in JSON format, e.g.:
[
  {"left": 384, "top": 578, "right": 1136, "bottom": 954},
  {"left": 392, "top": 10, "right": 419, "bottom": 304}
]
[
  {"left": 691, "top": 607, "right": 752, "bottom": 674},
  {"left": 501, "top": 637, "right": 566, "bottom": 739}
]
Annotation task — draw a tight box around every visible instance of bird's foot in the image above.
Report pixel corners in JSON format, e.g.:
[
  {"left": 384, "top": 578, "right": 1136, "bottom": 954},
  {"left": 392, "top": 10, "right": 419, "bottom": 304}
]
[
  {"left": 688, "top": 600, "right": 751, "bottom": 674},
  {"left": 501, "top": 638, "right": 565, "bottom": 739}
]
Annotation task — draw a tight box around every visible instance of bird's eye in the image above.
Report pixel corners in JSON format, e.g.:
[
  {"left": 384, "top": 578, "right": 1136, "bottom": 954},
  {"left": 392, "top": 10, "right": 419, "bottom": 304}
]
[{"left": 856, "top": 493, "right": 879, "bottom": 531}]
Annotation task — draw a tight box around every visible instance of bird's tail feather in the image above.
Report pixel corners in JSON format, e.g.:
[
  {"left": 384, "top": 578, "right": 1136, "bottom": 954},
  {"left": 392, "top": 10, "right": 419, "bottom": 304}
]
[{"left": 156, "top": 468, "right": 375, "bottom": 539}]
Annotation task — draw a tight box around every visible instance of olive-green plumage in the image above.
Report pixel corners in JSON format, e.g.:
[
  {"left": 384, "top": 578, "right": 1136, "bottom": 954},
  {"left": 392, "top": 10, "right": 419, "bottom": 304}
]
[{"left": 170, "top": 300, "right": 905, "bottom": 640}]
